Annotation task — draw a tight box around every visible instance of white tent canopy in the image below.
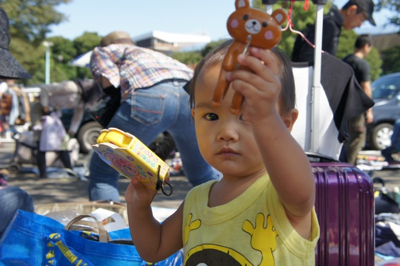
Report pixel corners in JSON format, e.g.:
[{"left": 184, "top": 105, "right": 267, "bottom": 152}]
[{"left": 69, "top": 50, "right": 93, "bottom": 67}]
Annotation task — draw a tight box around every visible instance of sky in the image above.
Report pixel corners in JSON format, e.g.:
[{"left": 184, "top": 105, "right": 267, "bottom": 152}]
[{"left": 48, "top": 0, "right": 398, "bottom": 44}]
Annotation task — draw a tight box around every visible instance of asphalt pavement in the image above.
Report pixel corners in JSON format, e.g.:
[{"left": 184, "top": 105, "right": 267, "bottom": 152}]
[
  {"left": 0, "top": 139, "right": 191, "bottom": 210},
  {"left": 2, "top": 138, "right": 399, "bottom": 265},
  {"left": 1, "top": 137, "right": 400, "bottom": 211}
]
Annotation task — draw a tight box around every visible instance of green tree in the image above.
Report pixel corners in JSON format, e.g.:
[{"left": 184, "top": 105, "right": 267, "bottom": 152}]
[
  {"left": 252, "top": 0, "right": 383, "bottom": 79},
  {"left": 381, "top": 45, "right": 400, "bottom": 74},
  {"left": 49, "top": 36, "right": 77, "bottom": 64},
  {"left": 26, "top": 32, "right": 101, "bottom": 84},
  {"left": 172, "top": 51, "right": 202, "bottom": 69},
  {"left": 2, "top": 0, "right": 71, "bottom": 84},
  {"left": 171, "top": 40, "right": 227, "bottom": 68},
  {"left": 71, "top": 32, "right": 102, "bottom": 80},
  {"left": 2, "top": 0, "right": 71, "bottom": 43},
  {"left": 338, "top": 31, "right": 383, "bottom": 81},
  {"left": 201, "top": 40, "right": 229, "bottom": 57},
  {"left": 376, "top": 0, "right": 400, "bottom": 28},
  {"left": 252, "top": 0, "right": 331, "bottom": 57},
  {"left": 73, "top": 32, "right": 102, "bottom": 56}
]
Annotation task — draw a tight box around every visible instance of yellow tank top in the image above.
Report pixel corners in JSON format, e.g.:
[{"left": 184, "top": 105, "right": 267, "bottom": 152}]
[{"left": 182, "top": 173, "right": 320, "bottom": 265}]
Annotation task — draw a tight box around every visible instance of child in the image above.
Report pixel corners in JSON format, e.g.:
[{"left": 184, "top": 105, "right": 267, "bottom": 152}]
[{"left": 125, "top": 40, "right": 320, "bottom": 265}]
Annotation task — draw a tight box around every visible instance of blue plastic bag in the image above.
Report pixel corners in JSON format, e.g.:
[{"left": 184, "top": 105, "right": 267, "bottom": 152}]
[{"left": 0, "top": 210, "right": 182, "bottom": 266}]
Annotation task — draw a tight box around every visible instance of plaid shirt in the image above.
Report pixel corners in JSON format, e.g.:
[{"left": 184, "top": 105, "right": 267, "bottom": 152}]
[{"left": 90, "top": 44, "right": 193, "bottom": 101}]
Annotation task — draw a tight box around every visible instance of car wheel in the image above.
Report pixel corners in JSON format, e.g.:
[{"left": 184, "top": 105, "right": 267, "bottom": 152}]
[
  {"left": 76, "top": 121, "right": 103, "bottom": 154},
  {"left": 371, "top": 123, "right": 394, "bottom": 150}
]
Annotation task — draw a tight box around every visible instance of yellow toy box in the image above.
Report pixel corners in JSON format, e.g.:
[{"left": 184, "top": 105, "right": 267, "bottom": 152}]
[{"left": 92, "top": 128, "right": 171, "bottom": 192}]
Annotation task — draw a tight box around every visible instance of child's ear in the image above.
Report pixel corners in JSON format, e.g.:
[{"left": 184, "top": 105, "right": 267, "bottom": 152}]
[
  {"left": 282, "top": 108, "right": 298, "bottom": 132},
  {"left": 191, "top": 108, "right": 195, "bottom": 118}
]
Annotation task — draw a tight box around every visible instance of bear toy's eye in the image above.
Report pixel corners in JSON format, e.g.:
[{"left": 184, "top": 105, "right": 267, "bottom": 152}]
[
  {"left": 243, "top": 14, "right": 249, "bottom": 21},
  {"left": 262, "top": 21, "right": 268, "bottom": 27}
]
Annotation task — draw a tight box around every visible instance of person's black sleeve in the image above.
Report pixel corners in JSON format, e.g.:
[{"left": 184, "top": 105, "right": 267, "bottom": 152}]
[{"left": 321, "top": 20, "right": 340, "bottom": 56}]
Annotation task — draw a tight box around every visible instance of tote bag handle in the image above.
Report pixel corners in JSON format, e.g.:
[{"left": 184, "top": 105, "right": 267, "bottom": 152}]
[{"left": 65, "top": 214, "right": 110, "bottom": 243}]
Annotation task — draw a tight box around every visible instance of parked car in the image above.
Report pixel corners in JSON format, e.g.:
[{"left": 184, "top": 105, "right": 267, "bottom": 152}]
[
  {"left": 60, "top": 108, "right": 102, "bottom": 154},
  {"left": 367, "top": 72, "right": 400, "bottom": 150}
]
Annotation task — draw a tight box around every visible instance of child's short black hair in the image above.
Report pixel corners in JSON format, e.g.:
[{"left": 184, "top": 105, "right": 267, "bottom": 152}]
[{"left": 188, "top": 39, "right": 296, "bottom": 115}]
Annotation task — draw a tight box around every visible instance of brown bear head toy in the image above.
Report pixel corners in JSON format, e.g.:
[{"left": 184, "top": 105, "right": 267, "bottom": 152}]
[{"left": 212, "top": 0, "right": 287, "bottom": 114}]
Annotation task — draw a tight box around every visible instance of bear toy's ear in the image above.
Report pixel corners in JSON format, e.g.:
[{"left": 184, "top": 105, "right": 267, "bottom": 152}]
[
  {"left": 235, "top": 0, "right": 250, "bottom": 10},
  {"left": 271, "top": 9, "right": 288, "bottom": 26}
]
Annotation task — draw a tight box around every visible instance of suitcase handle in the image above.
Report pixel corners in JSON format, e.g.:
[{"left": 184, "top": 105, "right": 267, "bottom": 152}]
[{"left": 306, "top": 152, "right": 338, "bottom": 162}]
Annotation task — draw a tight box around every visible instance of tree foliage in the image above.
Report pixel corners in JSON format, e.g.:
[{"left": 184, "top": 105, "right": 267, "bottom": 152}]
[
  {"left": 3, "top": 0, "right": 102, "bottom": 85},
  {"left": 172, "top": 51, "right": 202, "bottom": 69},
  {"left": 2, "top": 0, "right": 398, "bottom": 86},
  {"left": 1, "top": 0, "right": 71, "bottom": 43},
  {"left": 252, "top": 0, "right": 332, "bottom": 57},
  {"left": 71, "top": 32, "right": 102, "bottom": 80},
  {"left": 171, "top": 40, "right": 228, "bottom": 69},
  {"left": 2, "top": 0, "right": 71, "bottom": 84},
  {"left": 337, "top": 30, "right": 382, "bottom": 81},
  {"left": 252, "top": 0, "right": 383, "bottom": 80},
  {"left": 171, "top": 0, "right": 389, "bottom": 78},
  {"left": 381, "top": 45, "right": 400, "bottom": 74},
  {"left": 375, "top": 0, "right": 400, "bottom": 28}
]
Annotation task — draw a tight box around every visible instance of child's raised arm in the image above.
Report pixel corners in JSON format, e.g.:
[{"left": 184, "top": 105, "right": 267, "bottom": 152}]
[
  {"left": 227, "top": 47, "right": 315, "bottom": 234},
  {"left": 125, "top": 178, "right": 184, "bottom": 262}
]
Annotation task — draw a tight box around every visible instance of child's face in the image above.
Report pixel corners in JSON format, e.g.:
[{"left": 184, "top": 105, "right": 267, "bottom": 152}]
[{"left": 191, "top": 65, "right": 271, "bottom": 177}]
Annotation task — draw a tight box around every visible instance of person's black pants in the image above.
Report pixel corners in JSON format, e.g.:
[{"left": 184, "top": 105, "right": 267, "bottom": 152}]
[{"left": 37, "top": 150, "right": 72, "bottom": 178}]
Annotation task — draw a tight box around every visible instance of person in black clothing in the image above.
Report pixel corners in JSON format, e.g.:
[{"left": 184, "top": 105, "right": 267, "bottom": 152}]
[
  {"left": 292, "top": 0, "right": 376, "bottom": 63},
  {"left": 341, "top": 34, "right": 373, "bottom": 165}
]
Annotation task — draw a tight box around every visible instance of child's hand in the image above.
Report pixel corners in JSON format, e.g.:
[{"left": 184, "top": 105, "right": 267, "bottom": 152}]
[
  {"left": 125, "top": 177, "right": 158, "bottom": 209},
  {"left": 227, "top": 47, "right": 281, "bottom": 123}
]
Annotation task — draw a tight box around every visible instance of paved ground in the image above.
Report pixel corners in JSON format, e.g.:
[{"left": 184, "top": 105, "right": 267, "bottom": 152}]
[
  {"left": 5, "top": 171, "right": 191, "bottom": 210},
  {"left": 0, "top": 139, "right": 191, "bottom": 210},
  {"left": 2, "top": 137, "right": 400, "bottom": 211},
  {"left": 2, "top": 138, "right": 399, "bottom": 265}
]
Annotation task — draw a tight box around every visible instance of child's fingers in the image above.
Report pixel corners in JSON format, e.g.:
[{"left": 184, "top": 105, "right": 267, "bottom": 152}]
[
  {"left": 231, "top": 78, "right": 277, "bottom": 110},
  {"left": 248, "top": 47, "right": 280, "bottom": 75},
  {"left": 125, "top": 177, "right": 157, "bottom": 205},
  {"left": 228, "top": 71, "right": 265, "bottom": 96},
  {"left": 237, "top": 48, "right": 279, "bottom": 82},
  {"left": 227, "top": 65, "right": 279, "bottom": 98}
]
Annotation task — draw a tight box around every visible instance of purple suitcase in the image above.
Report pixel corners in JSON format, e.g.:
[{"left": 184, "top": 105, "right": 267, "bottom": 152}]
[{"left": 309, "top": 154, "right": 375, "bottom": 266}]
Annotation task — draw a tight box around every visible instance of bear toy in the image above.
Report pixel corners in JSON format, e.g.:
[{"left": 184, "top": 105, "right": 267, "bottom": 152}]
[{"left": 212, "top": 0, "right": 287, "bottom": 114}]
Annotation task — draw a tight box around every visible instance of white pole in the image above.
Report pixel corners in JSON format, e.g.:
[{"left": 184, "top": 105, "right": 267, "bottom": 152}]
[
  {"left": 310, "top": 5, "right": 324, "bottom": 152},
  {"left": 265, "top": 4, "right": 273, "bottom": 14},
  {"left": 43, "top": 41, "right": 53, "bottom": 85}
]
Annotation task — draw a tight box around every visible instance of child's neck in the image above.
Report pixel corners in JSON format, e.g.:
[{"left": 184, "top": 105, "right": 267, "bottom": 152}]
[{"left": 208, "top": 169, "right": 267, "bottom": 208}]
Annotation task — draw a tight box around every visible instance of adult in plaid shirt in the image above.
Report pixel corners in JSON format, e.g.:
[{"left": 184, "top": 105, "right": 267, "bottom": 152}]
[{"left": 87, "top": 31, "right": 220, "bottom": 202}]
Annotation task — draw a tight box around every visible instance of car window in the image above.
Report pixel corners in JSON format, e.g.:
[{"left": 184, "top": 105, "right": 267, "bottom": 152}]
[{"left": 372, "top": 75, "right": 400, "bottom": 100}]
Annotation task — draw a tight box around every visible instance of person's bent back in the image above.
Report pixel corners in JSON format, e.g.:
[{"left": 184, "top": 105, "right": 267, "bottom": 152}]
[{"left": 87, "top": 31, "right": 220, "bottom": 202}]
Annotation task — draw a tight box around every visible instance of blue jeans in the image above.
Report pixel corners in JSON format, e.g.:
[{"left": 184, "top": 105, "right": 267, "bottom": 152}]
[
  {"left": 88, "top": 80, "right": 220, "bottom": 202},
  {"left": 0, "top": 186, "right": 34, "bottom": 238}
]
